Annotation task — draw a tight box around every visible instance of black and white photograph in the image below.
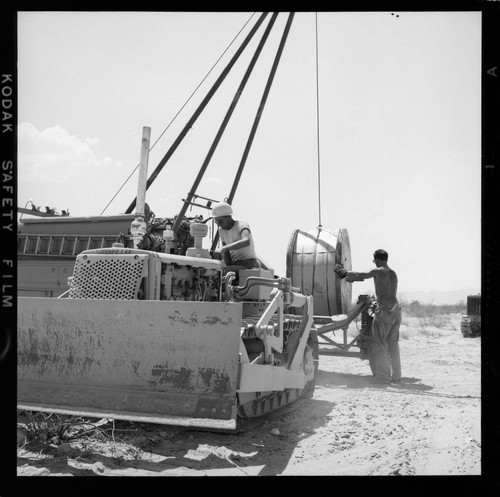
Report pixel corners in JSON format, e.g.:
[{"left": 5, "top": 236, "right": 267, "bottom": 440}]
[{"left": 2, "top": 7, "right": 497, "bottom": 481}]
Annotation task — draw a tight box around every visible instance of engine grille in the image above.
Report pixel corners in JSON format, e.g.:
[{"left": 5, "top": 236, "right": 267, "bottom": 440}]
[{"left": 69, "top": 253, "right": 148, "bottom": 299}]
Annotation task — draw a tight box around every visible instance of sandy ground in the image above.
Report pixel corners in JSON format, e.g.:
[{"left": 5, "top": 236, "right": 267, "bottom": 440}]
[{"left": 16, "top": 313, "right": 482, "bottom": 478}]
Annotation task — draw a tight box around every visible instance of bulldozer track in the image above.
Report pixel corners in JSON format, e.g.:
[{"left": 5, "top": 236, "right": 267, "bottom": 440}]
[
  {"left": 238, "top": 387, "right": 303, "bottom": 420},
  {"left": 236, "top": 342, "right": 316, "bottom": 425},
  {"left": 193, "top": 389, "right": 314, "bottom": 434}
]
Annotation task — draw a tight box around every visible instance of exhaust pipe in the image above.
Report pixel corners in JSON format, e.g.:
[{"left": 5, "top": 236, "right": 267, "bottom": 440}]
[{"left": 131, "top": 126, "right": 151, "bottom": 248}]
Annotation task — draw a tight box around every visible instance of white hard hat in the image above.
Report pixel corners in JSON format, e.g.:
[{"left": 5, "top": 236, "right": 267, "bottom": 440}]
[{"left": 211, "top": 201, "right": 233, "bottom": 218}]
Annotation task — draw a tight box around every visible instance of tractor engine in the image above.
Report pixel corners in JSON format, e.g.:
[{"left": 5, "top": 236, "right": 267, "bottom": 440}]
[{"left": 67, "top": 246, "right": 223, "bottom": 302}]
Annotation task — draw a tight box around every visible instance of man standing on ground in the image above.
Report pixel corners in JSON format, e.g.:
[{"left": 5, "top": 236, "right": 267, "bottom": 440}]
[
  {"left": 335, "top": 249, "right": 401, "bottom": 384},
  {"left": 211, "top": 201, "right": 259, "bottom": 276}
]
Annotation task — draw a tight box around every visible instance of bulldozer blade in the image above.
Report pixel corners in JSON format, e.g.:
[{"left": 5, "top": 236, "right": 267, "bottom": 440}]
[{"left": 18, "top": 297, "right": 242, "bottom": 430}]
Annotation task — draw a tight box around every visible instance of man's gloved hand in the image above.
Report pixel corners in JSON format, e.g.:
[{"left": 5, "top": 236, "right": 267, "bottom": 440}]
[{"left": 334, "top": 264, "right": 347, "bottom": 279}]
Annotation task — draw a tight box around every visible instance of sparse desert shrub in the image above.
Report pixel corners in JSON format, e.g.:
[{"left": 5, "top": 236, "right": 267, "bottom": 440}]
[
  {"left": 18, "top": 411, "right": 76, "bottom": 448},
  {"left": 420, "top": 314, "right": 451, "bottom": 329},
  {"left": 345, "top": 300, "right": 462, "bottom": 344},
  {"left": 417, "top": 313, "right": 460, "bottom": 337},
  {"left": 418, "top": 321, "right": 448, "bottom": 337},
  {"left": 400, "top": 299, "right": 466, "bottom": 318},
  {"left": 399, "top": 327, "right": 411, "bottom": 340},
  {"left": 17, "top": 411, "right": 122, "bottom": 450}
]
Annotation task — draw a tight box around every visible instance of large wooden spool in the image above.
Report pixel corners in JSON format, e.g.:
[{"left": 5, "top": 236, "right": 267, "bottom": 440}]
[{"left": 286, "top": 227, "right": 352, "bottom": 316}]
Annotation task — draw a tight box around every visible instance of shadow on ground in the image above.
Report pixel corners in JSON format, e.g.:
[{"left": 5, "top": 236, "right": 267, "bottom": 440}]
[
  {"left": 316, "top": 370, "right": 434, "bottom": 393},
  {"left": 114, "top": 396, "right": 335, "bottom": 476},
  {"left": 17, "top": 394, "right": 336, "bottom": 477}
]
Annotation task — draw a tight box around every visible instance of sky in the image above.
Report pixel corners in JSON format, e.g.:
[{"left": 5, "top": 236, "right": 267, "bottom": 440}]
[{"left": 17, "top": 11, "right": 481, "bottom": 294}]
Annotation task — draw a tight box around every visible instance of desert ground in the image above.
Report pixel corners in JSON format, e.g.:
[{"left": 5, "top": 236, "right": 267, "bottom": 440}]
[{"left": 16, "top": 312, "right": 482, "bottom": 478}]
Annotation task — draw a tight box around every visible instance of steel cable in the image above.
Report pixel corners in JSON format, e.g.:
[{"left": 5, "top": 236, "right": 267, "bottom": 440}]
[{"left": 315, "top": 12, "right": 322, "bottom": 228}]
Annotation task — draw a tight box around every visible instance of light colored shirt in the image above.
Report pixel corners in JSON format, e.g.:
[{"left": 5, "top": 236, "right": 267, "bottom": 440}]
[{"left": 219, "top": 220, "right": 256, "bottom": 261}]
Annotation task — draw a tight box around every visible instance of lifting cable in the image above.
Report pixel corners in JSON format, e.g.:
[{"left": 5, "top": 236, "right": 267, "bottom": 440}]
[
  {"left": 315, "top": 12, "right": 323, "bottom": 228},
  {"left": 99, "top": 12, "right": 258, "bottom": 215}
]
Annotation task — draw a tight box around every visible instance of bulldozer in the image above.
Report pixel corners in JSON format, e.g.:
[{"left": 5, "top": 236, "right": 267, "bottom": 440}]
[
  {"left": 17, "top": 13, "right": 376, "bottom": 430},
  {"left": 17, "top": 195, "right": 373, "bottom": 430},
  {"left": 18, "top": 211, "right": 377, "bottom": 430},
  {"left": 17, "top": 127, "right": 318, "bottom": 431},
  {"left": 18, "top": 233, "right": 317, "bottom": 430},
  {"left": 17, "top": 128, "right": 371, "bottom": 431}
]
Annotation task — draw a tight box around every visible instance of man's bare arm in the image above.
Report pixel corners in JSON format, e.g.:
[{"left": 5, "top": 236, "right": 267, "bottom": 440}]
[{"left": 345, "top": 269, "right": 377, "bottom": 282}]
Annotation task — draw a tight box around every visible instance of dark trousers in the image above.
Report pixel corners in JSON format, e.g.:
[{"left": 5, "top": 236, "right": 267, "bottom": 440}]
[{"left": 222, "top": 251, "right": 259, "bottom": 276}]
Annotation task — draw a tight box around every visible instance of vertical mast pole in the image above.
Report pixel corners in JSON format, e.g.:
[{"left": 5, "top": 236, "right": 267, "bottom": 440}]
[{"left": 131, "top": 126, "right": 151, "bottom": 248}]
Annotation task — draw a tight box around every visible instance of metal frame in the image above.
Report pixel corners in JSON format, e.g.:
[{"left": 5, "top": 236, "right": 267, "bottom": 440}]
[
  {"left": 255, "top": 290, "right": 285, "bottom": 361},
  {"left": 314, "top": 295, "right": 372, "bottom": 357}
]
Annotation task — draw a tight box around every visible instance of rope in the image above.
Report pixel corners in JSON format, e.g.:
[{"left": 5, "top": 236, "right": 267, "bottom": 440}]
[
  {"left": 315, "top": 12, "right": 322, "bottom": 228},
  {"left": 100, "top": 12, "right": 257, "bottom": 215}
]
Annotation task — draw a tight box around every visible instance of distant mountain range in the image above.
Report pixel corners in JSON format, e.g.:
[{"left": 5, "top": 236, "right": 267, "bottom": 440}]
[{"left": 398, "top": 288, "right": 480, "bottom": 305}]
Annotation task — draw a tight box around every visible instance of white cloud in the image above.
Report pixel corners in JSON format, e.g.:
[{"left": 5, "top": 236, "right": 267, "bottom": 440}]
[{"left": 18, "top": 123, "right": 116, "bottom": 184}]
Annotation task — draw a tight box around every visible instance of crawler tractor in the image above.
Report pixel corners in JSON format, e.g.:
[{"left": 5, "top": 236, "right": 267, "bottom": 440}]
[
  {"left": 17, "top": 218, "right": 373, "bottom": 429},
  {"left": 461, "top": 294, "right": 481, "bottom": 338},
  {"left": 18, "top": 203, "right": 321, "bottom": 430},
  {"left": 17, "top": 12, "right": 375, "bottom": 428},
  {"left": 17, "top": 128, "right": 371, "bottom": 430}
]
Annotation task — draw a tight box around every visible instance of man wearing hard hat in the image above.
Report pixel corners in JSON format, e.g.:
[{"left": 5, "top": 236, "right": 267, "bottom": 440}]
[{"left": 211, "top": 201, "right": 259, "bottom": 276}]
